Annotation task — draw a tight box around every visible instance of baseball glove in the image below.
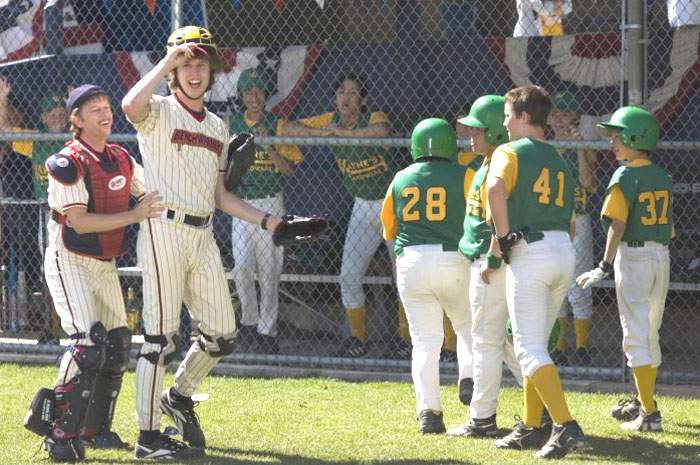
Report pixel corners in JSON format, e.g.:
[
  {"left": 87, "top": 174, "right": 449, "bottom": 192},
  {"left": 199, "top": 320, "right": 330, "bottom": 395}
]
[
  {"left": 224, "top": 132, "right": 256, "bottom": 192},
  {"left": 272, "top": 215, "right": 328, "bottom": 247}
]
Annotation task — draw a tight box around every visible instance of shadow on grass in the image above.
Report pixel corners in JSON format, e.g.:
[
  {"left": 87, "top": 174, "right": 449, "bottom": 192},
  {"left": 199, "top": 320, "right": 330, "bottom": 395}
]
[
  {"left": 577, "top": 434, "right": 700, "bottom": 465},
  {"left": 86, "top": 446, "right": 473, "bottom": 465}
]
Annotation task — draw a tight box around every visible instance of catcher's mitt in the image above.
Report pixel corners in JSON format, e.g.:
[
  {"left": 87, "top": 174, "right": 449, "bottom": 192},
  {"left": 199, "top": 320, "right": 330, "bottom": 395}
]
[
  {"left": 224, "top": 132, "right": 256, "bottom": 192},
  {"left": 272, "top": 215, "right": 328, "bottom": 247}
]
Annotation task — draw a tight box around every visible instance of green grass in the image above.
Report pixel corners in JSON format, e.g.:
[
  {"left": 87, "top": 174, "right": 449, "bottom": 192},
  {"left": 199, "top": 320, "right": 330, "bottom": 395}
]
[{"left": 1, "top": 363, "right": 699, "bottom": 465}]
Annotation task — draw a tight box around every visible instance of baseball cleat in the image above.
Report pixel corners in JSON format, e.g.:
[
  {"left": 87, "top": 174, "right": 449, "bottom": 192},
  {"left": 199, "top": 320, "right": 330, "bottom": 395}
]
[
  {"left": 573, "top": 347, "right": 592, "bottom": 366},
  {"left": 134, "top": 434, "right": 203, "bottom": 460},
  {"left": 493, "top": 418, "right": 546, "bottom": 450},
  {"left": 82, "top": 430, "right": 130, "bottom": 450},
  {"left": 550, "top": 349, "right": 568, "bottom": 366},
  {"left": 620, "top": 410, "right": 662, "bottom": 432},
  {"left": 335, "top": 336, "right": 369, "bottom": 358},
  {"left": 611, "top": 396, "right": 641, "bottom": 421},
  {"left": 447, "top": 414, "right": 498, "bottom": 437},
  {"left": 160, "top": 389, "right": 206, "bottom": 448},
  {"left": 458, "top": 377, "right": 474, "bottom": 406},
  {"left": 418, "top": 409, "right": 446, "bottom": 434},
  {"left": 536, "top": 420, "right": 585, "bottom": 459},
  {"left": 44, "top": 437, "right": 86, "bottom": 462}
]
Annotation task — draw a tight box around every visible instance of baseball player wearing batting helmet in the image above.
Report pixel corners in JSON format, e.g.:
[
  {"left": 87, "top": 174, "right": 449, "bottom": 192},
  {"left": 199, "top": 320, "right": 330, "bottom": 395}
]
[
  {"left": 283, "top": 73, "right": 410, "bottom": 359},
  {"left": 23, "top": 85, "right": 163, "bottom": 462},
  {"left": 380, "top": 118, "right": 472, "bottom": 434},
  {"left": 548, "top": 91, "right": 597, "bottom": 366},
  {"left": 448, "top": 95, "right": 523, "bottom": 438},
  {"left": 577, "top": 106, "right": 671, "bottom": 433},
  {"left": 122, "top": 26, "right": 284, "bottom": 460},
  {"left": 486, "top": 86, "right": 584, "bottom": 459},
  {"left": 229, "top": 67, "right": 303, "bottom": 354}
]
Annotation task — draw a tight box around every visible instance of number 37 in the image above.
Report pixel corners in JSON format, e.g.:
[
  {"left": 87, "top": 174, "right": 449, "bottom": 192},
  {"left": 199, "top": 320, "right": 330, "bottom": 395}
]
[{"left": 638, "top": 190, "right": 669, "bottom": 226}]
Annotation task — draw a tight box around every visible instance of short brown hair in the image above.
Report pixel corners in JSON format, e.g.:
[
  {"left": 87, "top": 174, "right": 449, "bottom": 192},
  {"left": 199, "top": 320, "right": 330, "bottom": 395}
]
[
  {"left": 69, "top": 93, "right": 110, "bottom": 139},
  {"left": 504, "top": 85, "right": 551, "bottom": 128}
]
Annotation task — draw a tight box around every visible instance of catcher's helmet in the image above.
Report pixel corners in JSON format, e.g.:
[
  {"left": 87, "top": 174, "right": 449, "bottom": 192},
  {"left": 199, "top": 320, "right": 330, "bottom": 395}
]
[
  {"left": 166, "top": 26, "right": 222, "bottom": 69},
  {"left": 457, "top": 95, "right": 508, "bottom": 146},
  {"left": 410, "top": 118, "right": 457, "bottom": 162},
  {"left": 597, "top": 106, "right": 659, "bottom": 152}
]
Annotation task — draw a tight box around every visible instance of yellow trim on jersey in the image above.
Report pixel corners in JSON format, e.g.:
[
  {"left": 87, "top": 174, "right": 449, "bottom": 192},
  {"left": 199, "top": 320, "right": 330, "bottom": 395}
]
[
  {"left": 380, "top": 188, "right": 398, "bottom": 241},
  {"left": 11, "top": 127, "right": 34, "bottom": 157},
  {"left": 626, "top": 158, "right": 652, "bottom": 168},
  {"left": 488, "top": 145, "right": 518, "bottom": 198},
  {"left": 368, "top": 111, "right": 389, "bottom": 125},
  {"left": 275, "top": 119, "right": 304, "bottom": 163},
  {"left": 297, "top": 112, "right": 334, "bottom": 128},
  {"left": 464, "top": 167, "right": 476, "bottom": 202},
  {"left": 601, "top": 185, "right": 629, "bottom": 223},
  {"left": 457, "top": 150, "right": 477, "bottom": 167}
]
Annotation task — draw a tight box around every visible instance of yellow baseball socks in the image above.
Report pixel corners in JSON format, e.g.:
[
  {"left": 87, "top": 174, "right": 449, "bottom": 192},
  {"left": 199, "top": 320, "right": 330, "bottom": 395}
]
[
  {"left": 531, "top": 364, "right": 573, "bottom": 425},
  {"left": 443, "top": 314, "right": 457, "bottom": 354},
  {"left": 632, "top": 365, "right": 658, "bottom": 413},
  {"left": 574, "top": 318, "right": 591, "bottom": 350},
  {"left": 555, "top": 317, "right": 568, "bottom": 352},
  {"left": 398, "top": 302, "right": 411, "bottom": 343},
  {"left": 345, "top": 306, "right": 368, "bottom": 342},
  {"left": 523, "top": 376, "right": 545, "bottom": 428}
]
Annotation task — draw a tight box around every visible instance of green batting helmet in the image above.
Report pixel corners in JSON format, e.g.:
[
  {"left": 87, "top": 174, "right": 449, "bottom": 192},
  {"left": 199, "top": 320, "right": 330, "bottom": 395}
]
[
  {"left": 457, "top": 95, "right": 508, "bottom": 146},
  {"left": 597, "top": 106, "right": 659, "bottom": 152},
  {"left": 410, "top": 118, "right": 457, "bottom": 162},
  {"left": 506, "top": 318, "right": 561, "bottom": 353}
]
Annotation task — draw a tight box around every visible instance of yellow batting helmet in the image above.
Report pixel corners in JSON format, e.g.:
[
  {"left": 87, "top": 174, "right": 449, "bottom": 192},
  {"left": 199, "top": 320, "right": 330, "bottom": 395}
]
[{"left": 166, "top": 26, "right": 222, "bottom": 70}]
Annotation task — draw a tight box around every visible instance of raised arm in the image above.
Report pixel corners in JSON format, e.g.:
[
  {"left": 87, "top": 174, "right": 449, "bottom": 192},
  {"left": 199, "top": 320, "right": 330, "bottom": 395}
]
[{"left": 121, "top": 44, "right": 199, "bottom": 122}]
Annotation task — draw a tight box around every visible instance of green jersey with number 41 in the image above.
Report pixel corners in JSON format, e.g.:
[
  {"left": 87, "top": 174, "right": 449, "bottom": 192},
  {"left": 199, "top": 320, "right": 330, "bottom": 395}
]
[
  {"left": 386, "top": 160, "right": 470, "bottom": 256},
  {"left": 603, "top": 163, "right": 673, "bottom": 244}
]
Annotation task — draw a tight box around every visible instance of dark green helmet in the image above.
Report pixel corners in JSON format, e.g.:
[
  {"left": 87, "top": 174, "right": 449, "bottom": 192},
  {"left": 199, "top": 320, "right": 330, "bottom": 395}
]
[
  {"left": 237, "top": 67, "right": 274, "bottom": 95},
  {"left": 410, "top": 118, "right": 457, "bottom": 162},
  {"left": 457, "top": 95, "right": 508, "bottom": 146},
  {"left": 597, "top": 106, "right": 659, "bottom": 151}
]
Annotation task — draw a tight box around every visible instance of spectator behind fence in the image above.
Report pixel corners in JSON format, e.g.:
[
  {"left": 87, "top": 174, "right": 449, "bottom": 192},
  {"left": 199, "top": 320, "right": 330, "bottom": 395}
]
[
  {"left": 282, "top": 73, "right": 411, "bottom": 359},
  {"left": 228, "top": 67, "right": 304, "bottom": 354},
  {"left": 0, "top": 76, "right": 42, "bottom": 333},
  {"left": 668, "top": 0, "right": 700, "bottom": 27},
  {"left": 514, "top": 0, "right": 572, "bottom": 37},
  {"left": 547, "top": 91, "right": 597, "bottom": 367},
  {"left": 32, "top": 93, "right": 69, "bottom": 345}
]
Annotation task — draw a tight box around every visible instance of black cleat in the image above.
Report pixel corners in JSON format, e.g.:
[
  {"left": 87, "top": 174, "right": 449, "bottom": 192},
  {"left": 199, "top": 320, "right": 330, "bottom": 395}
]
[
  {"left": 160, "top": 389, "right": 206, "bottom": 448},
  {"left": 550, "top": 349, "right": 568, "bottom": 366},
  {"left": 620, "top": 409, "right": 662, "bottom": 432},
  {"left": 418, "top": 409, "right": 446, "bottom": 434},
  {"left": 540, "top": 409, "right": 553, "bottom": 439},
  {"left": 335, "top": 336, "right": 369, "bottom": 357},
  {"left": 573, "top": 347, "right": 592, "bottom": 366},
  {"left": 611, "top": 396, "right": 641, "bottom": 421},
  {"left": 388, "top": 339, "right": 412, "bottom": 360},
  {"left": 494, "top": 418, "right": 546, "bottom": 450},
  {"left": 134, "top": 434, "right": 203, "bottom": 460},
  {"left": 82, "top": 430, "right": 130, "bottom": 450},
  {"left": 447, "top": 414, "right": 498, "bottom": 437},
  {"left": 440, "top": 348, "right": 457, "bottom": 363},
  {"left": 458, "top": 378, "right": 474, "bottom": 406},
  {"left": 536, "top": 420, "right": 585, "bottom": 459},
  {"left": 45, "top": 437, "right": 85, "bottom": 462}
]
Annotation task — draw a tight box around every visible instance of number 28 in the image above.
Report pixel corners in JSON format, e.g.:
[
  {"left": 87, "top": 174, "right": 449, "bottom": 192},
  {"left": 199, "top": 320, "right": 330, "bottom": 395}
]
[{"left": 401, "top": 186, "right": 446, "bottom": 221}]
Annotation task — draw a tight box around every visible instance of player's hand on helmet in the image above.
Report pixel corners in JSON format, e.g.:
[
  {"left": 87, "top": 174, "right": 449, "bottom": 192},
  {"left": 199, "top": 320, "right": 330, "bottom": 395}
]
[
  {"left": 133, "top": 192, "right": 164, "bottom": 222},
  {"left": 576, "top": 260, "right": 613, "bottom": 289},
  {"left": 162, "top": 44, "right": 201, "bottom": 72}
]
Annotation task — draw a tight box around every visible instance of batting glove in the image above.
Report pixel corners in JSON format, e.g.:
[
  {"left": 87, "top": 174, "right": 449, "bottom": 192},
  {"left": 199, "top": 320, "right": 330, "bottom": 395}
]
[
  {"left": 495, "top": 229, "right": 526, "bottom": 264},
  {"left": 576, "top": 260, "right": 613, "bottom": 289}
]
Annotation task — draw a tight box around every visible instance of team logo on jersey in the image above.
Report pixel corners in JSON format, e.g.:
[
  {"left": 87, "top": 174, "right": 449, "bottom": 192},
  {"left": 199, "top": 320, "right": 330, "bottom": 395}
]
[
  {"left": 108, "top": 175, "right": 127, "bottom": 191},
  {"left": 56, "top": 157, "right": 69, "bottom": 168},
  {"left": 171, "top": 129, "right": 224, "bottom": 156}
]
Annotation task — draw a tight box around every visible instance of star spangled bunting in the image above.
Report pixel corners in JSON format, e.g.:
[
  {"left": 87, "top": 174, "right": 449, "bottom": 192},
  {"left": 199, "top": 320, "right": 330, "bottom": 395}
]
[{"left": 144, "top": 0, "right": 155, "bottom": 15}]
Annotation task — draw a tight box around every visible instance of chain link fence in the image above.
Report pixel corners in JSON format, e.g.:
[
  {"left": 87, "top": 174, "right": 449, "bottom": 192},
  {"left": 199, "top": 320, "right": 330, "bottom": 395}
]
[{"left": 0, "top": 0, "right": 698, "bottom": 383}]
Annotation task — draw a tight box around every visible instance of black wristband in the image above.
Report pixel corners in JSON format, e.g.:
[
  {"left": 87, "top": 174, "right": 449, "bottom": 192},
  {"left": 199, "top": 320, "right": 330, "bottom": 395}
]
[
  {"left": 598, "top": 260, "right": 613, "bottom": 274},
  {"left": 260, "top": 213, "right": 272, "bottom": 230}
]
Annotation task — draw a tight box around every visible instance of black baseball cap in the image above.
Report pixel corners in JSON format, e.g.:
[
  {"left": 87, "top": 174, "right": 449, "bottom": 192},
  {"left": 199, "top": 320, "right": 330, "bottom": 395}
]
[{"left": 66, "top": 84, "right": 107, "bottom": 114}]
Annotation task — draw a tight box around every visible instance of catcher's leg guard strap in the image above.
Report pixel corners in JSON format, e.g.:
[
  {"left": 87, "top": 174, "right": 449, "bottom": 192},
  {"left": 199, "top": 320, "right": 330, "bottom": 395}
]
[
  {"left": 197, "top": 330, "right": 236, "bottom": 357},
  {"left": 139, "top": 332, "right": 182, "bottom": 366}
]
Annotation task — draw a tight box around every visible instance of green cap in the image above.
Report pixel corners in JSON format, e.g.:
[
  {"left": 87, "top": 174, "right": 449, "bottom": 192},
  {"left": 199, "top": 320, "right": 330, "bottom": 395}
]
[
  {"left": 41, "top": 95, "right": 66, "bottom": 113},
  {"left": 457, "top": 95, "right": 508, "bottom": 146},
  {"left": 550, "top": 91, "right": 579, "bottom": 113},
  {"left": 410, "top": 118, "right": 457, "bottom": 162},
  {"left": 237, "top": 67, "right": 273, "bottom": 94}
]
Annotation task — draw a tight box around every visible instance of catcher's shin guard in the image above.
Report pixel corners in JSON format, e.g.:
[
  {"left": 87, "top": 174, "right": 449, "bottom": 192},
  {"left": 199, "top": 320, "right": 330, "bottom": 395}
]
[
  {"left": 81, "top": 327, "right": 130, "bottom": 439},
  {"left": 24, "top": 387, "right": 56, "bottom": 436}
]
